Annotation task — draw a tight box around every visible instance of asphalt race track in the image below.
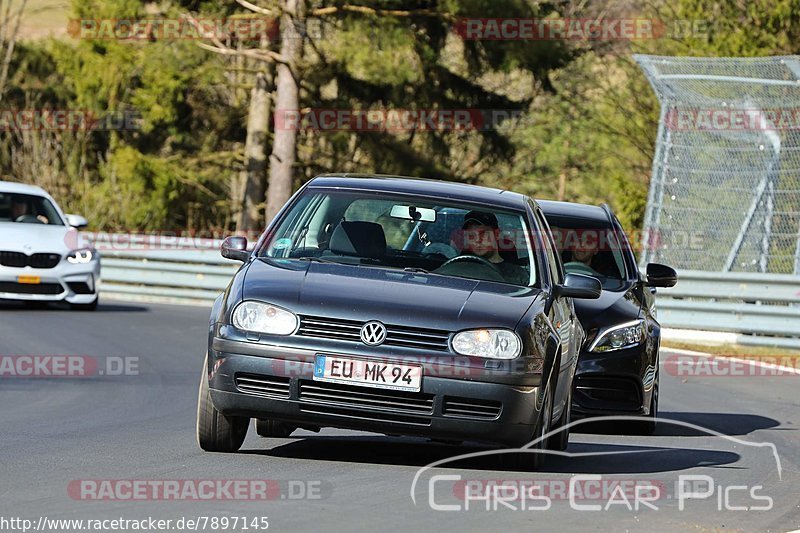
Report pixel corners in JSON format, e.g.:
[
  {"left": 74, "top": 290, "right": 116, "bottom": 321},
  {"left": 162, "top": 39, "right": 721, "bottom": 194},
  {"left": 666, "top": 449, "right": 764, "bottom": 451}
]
[{"left": 1, "top": 300, "right": 798, "bottom": 532}]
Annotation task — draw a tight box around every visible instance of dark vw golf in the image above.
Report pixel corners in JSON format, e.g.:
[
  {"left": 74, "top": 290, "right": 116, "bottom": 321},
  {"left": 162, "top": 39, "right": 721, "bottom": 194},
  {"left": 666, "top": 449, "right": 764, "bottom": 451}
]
[{"left": 197, "top": 175, "right": 601, "bottom": 464}]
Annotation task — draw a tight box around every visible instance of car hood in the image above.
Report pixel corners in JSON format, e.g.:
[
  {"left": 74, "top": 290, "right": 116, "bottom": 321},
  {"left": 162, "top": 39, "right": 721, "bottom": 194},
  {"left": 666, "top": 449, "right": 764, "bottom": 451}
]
[
  {"left": 0, "top": 223, "right": 88, "bottom": 254},
  {"left": 242, "top": 258, "right": 542, "bottom": 331},
  {"left": 573, "top": 283, "right": 642, "bottom": 334}
]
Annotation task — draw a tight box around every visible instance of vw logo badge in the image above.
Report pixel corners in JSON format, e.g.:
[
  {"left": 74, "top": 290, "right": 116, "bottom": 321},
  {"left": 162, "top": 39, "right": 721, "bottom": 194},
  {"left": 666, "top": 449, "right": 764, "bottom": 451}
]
[{"left": 360, "top": 321, "right": 387, "bottom": 346}]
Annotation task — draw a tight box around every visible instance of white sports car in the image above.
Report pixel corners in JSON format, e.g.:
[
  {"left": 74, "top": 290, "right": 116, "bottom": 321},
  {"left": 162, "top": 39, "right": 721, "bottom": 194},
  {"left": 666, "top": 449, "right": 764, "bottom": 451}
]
[{"left": 0, "top": 181, "right": 100, "bottom": 310}]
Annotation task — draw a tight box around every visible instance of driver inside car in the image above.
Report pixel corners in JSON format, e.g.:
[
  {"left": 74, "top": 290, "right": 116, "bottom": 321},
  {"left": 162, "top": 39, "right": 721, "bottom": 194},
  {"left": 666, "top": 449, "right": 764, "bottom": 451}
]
[
  {"left": 458, "top": 211, "right": 529, "bottom": 286},
  {"left": 11, "top": 197, "right": 49, "bottom": 224},
  {"left": 564, "top": 235, "right": 602, "bottom": 277}
]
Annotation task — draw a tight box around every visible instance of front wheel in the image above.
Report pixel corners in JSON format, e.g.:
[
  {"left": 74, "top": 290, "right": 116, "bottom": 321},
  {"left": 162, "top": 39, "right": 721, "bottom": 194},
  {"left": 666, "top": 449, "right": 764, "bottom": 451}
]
[
  {"left": 635, "top": 372, "right": 659, "bottom": 436},
  {"left": 547, "top": 384, "right": 572, "bottom": 451},
  {"left": 196, "top": 355, "right": 249, "bottom": 452},
  {"left": 502, "top": 380, "right": 553, "bottom": 470}
]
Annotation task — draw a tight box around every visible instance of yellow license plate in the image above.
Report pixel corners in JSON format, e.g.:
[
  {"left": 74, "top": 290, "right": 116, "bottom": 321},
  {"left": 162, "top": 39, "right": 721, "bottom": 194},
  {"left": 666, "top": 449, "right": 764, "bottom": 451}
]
[{"left": 18, "top": 275, "right": 41, "bottom": 284}]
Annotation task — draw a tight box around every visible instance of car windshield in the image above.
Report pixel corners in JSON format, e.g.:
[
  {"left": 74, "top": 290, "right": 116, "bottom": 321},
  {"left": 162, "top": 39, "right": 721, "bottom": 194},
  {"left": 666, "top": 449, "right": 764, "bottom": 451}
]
[
  {"left": 544, "top": 215, "right": 629, "bottom": 291},
  {"left": 0, "top": 192, "right": 63, "bottom": 226},
  {"left": 261, "top": 189, "right": 537, "bottom": 287}
]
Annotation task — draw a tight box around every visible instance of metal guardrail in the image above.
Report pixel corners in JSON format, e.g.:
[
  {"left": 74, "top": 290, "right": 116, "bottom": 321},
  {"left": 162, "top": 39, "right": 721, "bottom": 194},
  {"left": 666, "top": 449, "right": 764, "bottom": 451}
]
[
  {"left": 95, "top": 238, "right": 800, "bottom": 347},
  {"left": 96, "top": 236, "right": 240, "bottom": 303},
  {"left": 657, "top": 270, "right": 800, "bottom": 346}
]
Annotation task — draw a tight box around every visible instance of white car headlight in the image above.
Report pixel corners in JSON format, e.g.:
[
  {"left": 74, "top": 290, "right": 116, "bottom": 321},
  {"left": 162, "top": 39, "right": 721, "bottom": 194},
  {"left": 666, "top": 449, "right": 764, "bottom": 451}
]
[
  {"left": 589, "top": 319, "right": 645, "bottom": 353},
  {"left": 66, "top": 248, "right": 94, "bottom": 264},
  {"left": 232, "top": 301, "right": 298, "bottom": 336},
  {"left": 451, "top": 329, "right": 521, "bottom": 359}
]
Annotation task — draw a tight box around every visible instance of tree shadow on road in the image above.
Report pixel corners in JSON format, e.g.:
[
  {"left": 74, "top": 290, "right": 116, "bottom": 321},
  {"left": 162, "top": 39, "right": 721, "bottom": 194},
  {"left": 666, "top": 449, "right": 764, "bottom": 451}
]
[
  {"left": 242, "top": 435, "right": 742, "bottom": 475},
  {"left": 574, "top": 412, "right": 782, "bottom": 437}
]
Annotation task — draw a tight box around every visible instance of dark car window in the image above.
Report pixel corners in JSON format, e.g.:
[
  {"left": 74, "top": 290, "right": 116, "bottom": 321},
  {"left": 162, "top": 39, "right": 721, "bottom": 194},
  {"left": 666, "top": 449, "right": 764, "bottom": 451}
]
[
  {"left": 0, "top": 192, "right": 63, "bottom": 225},
  {"left": 544, "top": 214, "right": 629, "bottom": 291},
  {"left": 262, "top": 189, "right": 538, "bottom": 287}
]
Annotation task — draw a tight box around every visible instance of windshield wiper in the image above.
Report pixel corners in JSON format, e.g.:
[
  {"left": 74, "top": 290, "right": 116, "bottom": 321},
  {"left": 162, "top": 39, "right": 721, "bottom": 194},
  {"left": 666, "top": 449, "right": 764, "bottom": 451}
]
[
  {"left": 403, "top": 267, "right": 430, "bottom": 274},
  {"left": 295, "top": 256, "right": 337, "bottom": 263}
]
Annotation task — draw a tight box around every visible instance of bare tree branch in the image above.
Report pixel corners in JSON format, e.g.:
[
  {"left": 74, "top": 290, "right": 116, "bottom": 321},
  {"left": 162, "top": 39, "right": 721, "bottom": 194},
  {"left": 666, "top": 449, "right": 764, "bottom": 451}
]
[
  {"left": 182, "top": 13, "right": 287, "bottom": 65},
  {"left": 235, "top": 0, "right": 274, "bottom": 16},
  {"left": 309, "top": 4, "right": 451, "bottom": 20}
]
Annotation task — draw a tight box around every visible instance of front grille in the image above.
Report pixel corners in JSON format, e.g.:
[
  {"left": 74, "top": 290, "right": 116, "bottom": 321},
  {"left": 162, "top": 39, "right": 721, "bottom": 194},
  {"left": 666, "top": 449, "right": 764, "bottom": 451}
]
[
  {"left": 0, "top": 251, "right": 61, "bottom": 269},
  {"left": 299, "top": 379, "right": 435, "bottom": 416},
  {"left": 443, "top": 396, "right": 502, "bottom": 420},
  {"left": 0, "top": 282, "right": 64, "bottom": 295},
  {"left": 297, "top": 315, "right": 451, "bottom": 351},
  {"left": 29, "top": 253, "right": 61, "bottom": 268},
  {"left": 235, "top": 373, "right": 291, "bottom": 399},
  {"left": 0, "top": 251, "right": 26, "bottom": 267}
]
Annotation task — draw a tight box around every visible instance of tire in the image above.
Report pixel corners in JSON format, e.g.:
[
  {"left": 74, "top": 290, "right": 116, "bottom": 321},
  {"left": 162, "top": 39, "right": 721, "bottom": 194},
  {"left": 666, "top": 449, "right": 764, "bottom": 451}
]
[
  {"left": 255, "top": 419, "right": 296, "bottom": 438},
  {"left": 547, "top": 384, "right": 572, "bottom": 451},
  {"left": 196, "top": 355, "right": 249, "bottom": 452},
  {"left": 635, "top": 371, "right": 659, "bottom": 436},
  {"left": 502, "top": 379, "right": 553, "bottom": 470},
  {"left": 70, "top": 297, "right": 98, "bottom": 311}
]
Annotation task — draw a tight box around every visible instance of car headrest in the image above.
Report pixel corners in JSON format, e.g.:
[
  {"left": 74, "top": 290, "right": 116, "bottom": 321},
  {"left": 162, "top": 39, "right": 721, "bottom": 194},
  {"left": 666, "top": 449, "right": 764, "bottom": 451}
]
[{"left": 329, "top": 221, "right": 386, "bottom": 259}]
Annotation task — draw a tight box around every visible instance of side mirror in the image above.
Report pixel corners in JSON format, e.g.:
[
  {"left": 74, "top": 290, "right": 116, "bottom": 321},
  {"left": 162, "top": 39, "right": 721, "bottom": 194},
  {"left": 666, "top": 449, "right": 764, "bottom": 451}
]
[
  {"left": 645, "top": 263, "right": 677, "bottom": 288},
  {"left": 556, "top": 273, "right": 602, "bottom": 299},
  {"left": 221, "top": 236, "right": 250, "bottom": 262},
  {"left": 64, "top": 214, "right": 88, "bottom": 229}
]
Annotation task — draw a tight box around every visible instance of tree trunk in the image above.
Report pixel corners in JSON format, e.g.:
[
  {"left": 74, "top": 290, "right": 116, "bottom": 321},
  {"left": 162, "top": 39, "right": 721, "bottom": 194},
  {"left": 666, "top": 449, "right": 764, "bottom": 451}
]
[
  {"left": 266, "top": 0, "right": 304, "bottom": 224},
  {"left": 235, "top": 70, "right": 271, "bottom": 232},
  {"left": 0, "top": 0, "right": 27, "bottom": 103}
]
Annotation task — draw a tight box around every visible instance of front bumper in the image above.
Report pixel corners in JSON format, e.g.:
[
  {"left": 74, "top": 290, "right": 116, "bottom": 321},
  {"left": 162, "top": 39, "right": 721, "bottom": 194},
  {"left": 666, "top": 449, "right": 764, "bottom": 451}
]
[
  {"left": 571, "top": 344, "right": 655, "bottom": 417},
  {"left": 207, "top": 337, "right": 543, "bottom": 447},
  {"left": 0, "top": 260, "right": 100, "bottom": 303}
]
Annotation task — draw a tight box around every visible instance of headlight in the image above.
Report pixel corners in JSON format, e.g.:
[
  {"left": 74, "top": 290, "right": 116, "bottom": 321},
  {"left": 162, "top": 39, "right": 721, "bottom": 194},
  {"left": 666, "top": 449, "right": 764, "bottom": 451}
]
[
  {"left": 451, "top": 329, "right": 521, "bottom": 359},
  {"left": 589, "top": 319, "right": 645, "bottom": 353},
  {"left": 66, "top": 248, "right": 94, "bottom": 264},
  {"left": 232, "top": 301, "right": 298, "bottom": 336}
]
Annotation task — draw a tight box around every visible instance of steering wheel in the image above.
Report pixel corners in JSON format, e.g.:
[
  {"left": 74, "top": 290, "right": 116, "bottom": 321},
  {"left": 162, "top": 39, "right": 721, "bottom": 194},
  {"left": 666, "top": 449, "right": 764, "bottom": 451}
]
[
  {"left": 564, "top": 261, "right": 601, "bottom": 277},
  {"left": 15, "top": 214, "right": 43, "bottom": 224},
  {"left": 440, "top": 254, "right": 502, "bottom": 273}
]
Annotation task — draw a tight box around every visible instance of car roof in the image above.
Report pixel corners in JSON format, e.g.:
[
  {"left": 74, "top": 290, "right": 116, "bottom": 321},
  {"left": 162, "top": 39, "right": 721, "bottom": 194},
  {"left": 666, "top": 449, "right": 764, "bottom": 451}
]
[
  {"left": 0, "top": 180, "right": 49, "bottom": 196},
  {"left": 538, "top": 199, "right": 612, "bottom": 224},
  {"left": 307, "top": 174, "right": 529, "bottom": 210}
]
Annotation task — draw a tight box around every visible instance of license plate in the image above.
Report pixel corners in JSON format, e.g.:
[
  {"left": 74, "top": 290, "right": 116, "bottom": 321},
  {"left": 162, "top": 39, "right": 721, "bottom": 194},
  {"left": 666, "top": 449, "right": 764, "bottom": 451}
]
[
  {"left": 313, "top": 355, "right": 422, "bottom": 392},
  {"left": 17, "top": 275, "right": 41, "bottom": 284}
]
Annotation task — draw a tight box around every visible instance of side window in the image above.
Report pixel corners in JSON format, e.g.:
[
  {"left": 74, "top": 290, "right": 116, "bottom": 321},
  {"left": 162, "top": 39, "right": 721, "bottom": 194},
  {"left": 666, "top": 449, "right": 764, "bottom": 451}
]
[{"left": 535, "top": 209, "right": 563, "bottom": 286}]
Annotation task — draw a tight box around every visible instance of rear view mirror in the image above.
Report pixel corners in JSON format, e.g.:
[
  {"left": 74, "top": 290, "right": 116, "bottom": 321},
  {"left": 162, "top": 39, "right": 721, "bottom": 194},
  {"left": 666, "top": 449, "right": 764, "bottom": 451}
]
[
  {"left": 221, "top": 236, "right": 250, "bottom": 262},
  {"left": 64, "top": 214, "right": 88, "bottom": 229},
  {"left": 556, "top": 273, "right": 602, "bottom": 299},
  {"left": 390, "top": 205, "right": 436, "bottom": 223},
  {"left": 645, "top": 263, "right": 678, "bottom": 288}
]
